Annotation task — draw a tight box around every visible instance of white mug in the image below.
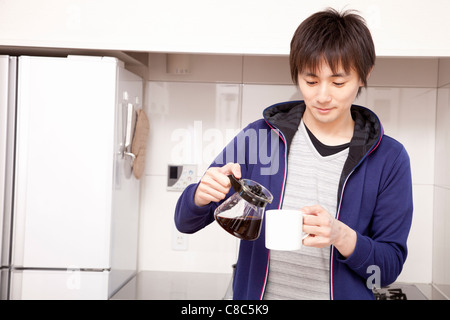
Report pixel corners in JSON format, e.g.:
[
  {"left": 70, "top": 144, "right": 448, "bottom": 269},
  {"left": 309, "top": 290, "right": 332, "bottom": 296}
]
[{"left": 265, "top": 209, "right": 308, "bottom": 251}]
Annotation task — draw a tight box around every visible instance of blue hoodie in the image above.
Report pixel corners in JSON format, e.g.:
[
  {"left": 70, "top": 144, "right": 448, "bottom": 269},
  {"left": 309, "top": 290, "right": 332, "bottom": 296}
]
[{"left": 174, "top": 101, "right": 413, "bottom": 300}]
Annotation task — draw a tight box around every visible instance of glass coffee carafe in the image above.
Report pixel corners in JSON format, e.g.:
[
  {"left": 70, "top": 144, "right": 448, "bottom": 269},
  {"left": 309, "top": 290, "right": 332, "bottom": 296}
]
[{"left": 214, "top": 175, "right": 273, "bottom": 241}]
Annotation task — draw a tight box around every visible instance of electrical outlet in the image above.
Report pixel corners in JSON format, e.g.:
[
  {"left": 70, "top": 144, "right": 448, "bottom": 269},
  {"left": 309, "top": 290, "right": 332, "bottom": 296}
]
[{"left": 172, "top": 227, "right": 188, "bottom": 251}]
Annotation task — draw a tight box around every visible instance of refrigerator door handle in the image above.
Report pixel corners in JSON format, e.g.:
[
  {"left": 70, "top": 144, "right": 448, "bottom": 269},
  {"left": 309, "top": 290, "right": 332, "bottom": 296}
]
[
  {"left": 123, "top": 151, "right": 136, "bottom": 166},
  {"left": 122, "top": 102, "right": 137, "bottom": 167},
  {"left": 124, "top": 103, "right": 136, "bottom": 151}
]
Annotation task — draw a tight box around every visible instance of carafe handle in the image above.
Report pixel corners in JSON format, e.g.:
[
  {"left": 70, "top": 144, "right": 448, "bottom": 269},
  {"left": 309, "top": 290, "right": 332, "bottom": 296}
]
[{"left": 228, "top": 175, "right": 242, "bottom": 193}]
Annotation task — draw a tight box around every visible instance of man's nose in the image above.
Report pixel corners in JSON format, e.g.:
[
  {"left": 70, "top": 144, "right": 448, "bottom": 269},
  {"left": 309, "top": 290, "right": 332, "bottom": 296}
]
[{"left": 317, "top": 84, "right": 332, "bottom": 104}]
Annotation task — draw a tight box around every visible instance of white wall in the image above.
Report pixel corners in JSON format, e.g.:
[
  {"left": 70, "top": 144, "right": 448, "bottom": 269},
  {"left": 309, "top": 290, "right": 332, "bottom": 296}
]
[
  {"left": 433, "top": 59, "right": 450, "bottom": 296},
  {"left": 0, "top": 0, "right": 450, "bottom": 56},
  {"left": 138, "top": 54, "right": 442, "bottom": 285},
  {"left": 139, "top": 80, "right": 241, "bottom": 274}
]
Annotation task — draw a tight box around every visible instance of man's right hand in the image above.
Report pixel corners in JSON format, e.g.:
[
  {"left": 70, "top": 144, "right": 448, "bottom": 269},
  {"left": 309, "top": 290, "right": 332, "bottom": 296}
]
[{"left": 194, "top": 163, "right": 241, "bottom": 207}]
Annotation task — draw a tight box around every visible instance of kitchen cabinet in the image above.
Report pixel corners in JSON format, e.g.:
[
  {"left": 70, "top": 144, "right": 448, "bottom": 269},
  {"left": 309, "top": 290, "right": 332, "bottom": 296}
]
[{"left": 0, "top": 0, "right": 450, "bottom": 57}]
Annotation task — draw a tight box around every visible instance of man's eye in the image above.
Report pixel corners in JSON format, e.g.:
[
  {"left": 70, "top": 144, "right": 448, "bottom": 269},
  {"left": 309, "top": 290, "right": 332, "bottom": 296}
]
[
  {"left": 306, "top": 81, "right": 317, "bottom": 85},
  {"left": 333, "top": 82, "right": 345, "bottom": 87}
]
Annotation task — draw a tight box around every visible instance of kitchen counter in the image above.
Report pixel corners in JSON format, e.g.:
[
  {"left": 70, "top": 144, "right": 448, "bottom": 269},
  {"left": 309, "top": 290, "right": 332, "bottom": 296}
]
[
  {"left": 111, "top": 271, "right": 449, "bottom": 300},
  {"left": 110, "top": 271, "right": 232, "bottom": 300},
  {"left": 374, "top": 282, "right": 448, "bottom": 300}
]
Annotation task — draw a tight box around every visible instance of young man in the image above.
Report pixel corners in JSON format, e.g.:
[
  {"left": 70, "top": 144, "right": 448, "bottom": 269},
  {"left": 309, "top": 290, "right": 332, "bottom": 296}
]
[{"left": 174, "top": 8, "right": 413, "bottom": 300}]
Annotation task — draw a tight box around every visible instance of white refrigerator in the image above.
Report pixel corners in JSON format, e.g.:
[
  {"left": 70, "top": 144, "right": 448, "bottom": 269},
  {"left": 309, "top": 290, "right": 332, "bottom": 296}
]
[{"left": 0, "top": 55, "right": 143, "bottom": 299}]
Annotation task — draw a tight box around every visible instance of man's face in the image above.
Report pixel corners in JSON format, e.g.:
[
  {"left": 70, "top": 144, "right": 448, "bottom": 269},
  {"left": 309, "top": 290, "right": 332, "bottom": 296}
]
[{"left": 298, "top": 60, "right": 363, "bottom": 127}]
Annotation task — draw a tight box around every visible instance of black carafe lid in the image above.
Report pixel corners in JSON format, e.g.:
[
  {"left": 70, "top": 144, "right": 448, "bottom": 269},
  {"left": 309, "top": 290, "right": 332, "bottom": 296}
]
[{"left": 228, "top": 175, "right": 272, "bottom": 208}]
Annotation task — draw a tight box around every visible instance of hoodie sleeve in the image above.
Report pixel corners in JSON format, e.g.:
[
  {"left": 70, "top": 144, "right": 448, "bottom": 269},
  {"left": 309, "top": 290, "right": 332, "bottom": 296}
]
[
  {"left": 173, "top": 121, "right": 259, "bottom": 234},
  {"left": 173, "top": 119, "right": 271, "bottom": 234},
  {"left": 173, "top": 181, "right": 218, "bottom": 234},
  {"left": 336, "top": 145, "right": 413, "bottom": 287},
  {"left": 173, "top": 140, "right": 239, "bottom": 234}
]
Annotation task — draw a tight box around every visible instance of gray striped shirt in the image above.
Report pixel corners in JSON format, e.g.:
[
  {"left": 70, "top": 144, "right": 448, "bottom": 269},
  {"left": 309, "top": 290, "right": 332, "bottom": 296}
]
[{"left": 264, "top": 120, "right": 348, "bottom": 300}]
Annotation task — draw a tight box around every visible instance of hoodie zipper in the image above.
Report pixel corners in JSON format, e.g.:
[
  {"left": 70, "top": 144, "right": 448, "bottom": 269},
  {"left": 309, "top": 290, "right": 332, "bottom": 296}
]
[
  {"left": 259, "top": 120, "right": 289, "bottom": 300},
  {"left": 329, "top": 169, "right": 354, "bottom": 300},
  {"left": 329, "top": 122, "right": 384, "bottom": 300}
]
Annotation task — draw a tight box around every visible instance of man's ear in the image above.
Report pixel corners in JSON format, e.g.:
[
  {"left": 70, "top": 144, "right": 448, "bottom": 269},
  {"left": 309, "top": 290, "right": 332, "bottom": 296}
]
[{"left": 362, "top": 66, "right": 374, "bottom": 86}]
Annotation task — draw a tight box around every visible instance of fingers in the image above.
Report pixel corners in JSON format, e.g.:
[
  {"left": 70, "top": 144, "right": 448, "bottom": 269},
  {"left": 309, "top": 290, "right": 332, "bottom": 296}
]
[
  {"left": 219, "top": 162, "right": 241, "bottom": 179},
  {"left": 303, "top": 213, "right": 332, "bottom": 229},
  {"left": 301, "top": 205, "right": 327, "bottom": 215},
  {"left": 207, "top": 162, "right": 241, "bottom": 190},
  {"left": 194, "top": 163, "right": 241, "bottom": 207},
  {"left": 201, "top": 168, "right": 231, "bottom": 194},
  {"left": 302, "top": 205, "right": 331, "bottom": 227},
  {"left": 301, "top": 205, "right": 334, "bottom": 247},
  {"left": 194, "top": 180, "right": 228, "bottom": 205}
]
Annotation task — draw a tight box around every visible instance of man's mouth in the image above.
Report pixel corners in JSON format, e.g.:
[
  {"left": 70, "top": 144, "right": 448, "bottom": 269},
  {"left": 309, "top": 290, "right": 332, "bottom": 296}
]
[{"left": 316, "top": 107, "right": 333, "bottom": 114}]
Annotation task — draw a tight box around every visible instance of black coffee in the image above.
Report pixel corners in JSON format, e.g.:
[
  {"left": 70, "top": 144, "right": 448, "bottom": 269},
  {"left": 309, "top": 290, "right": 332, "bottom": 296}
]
[{"left": 216, "top": 215, "right": 262, "bottom": 240}]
